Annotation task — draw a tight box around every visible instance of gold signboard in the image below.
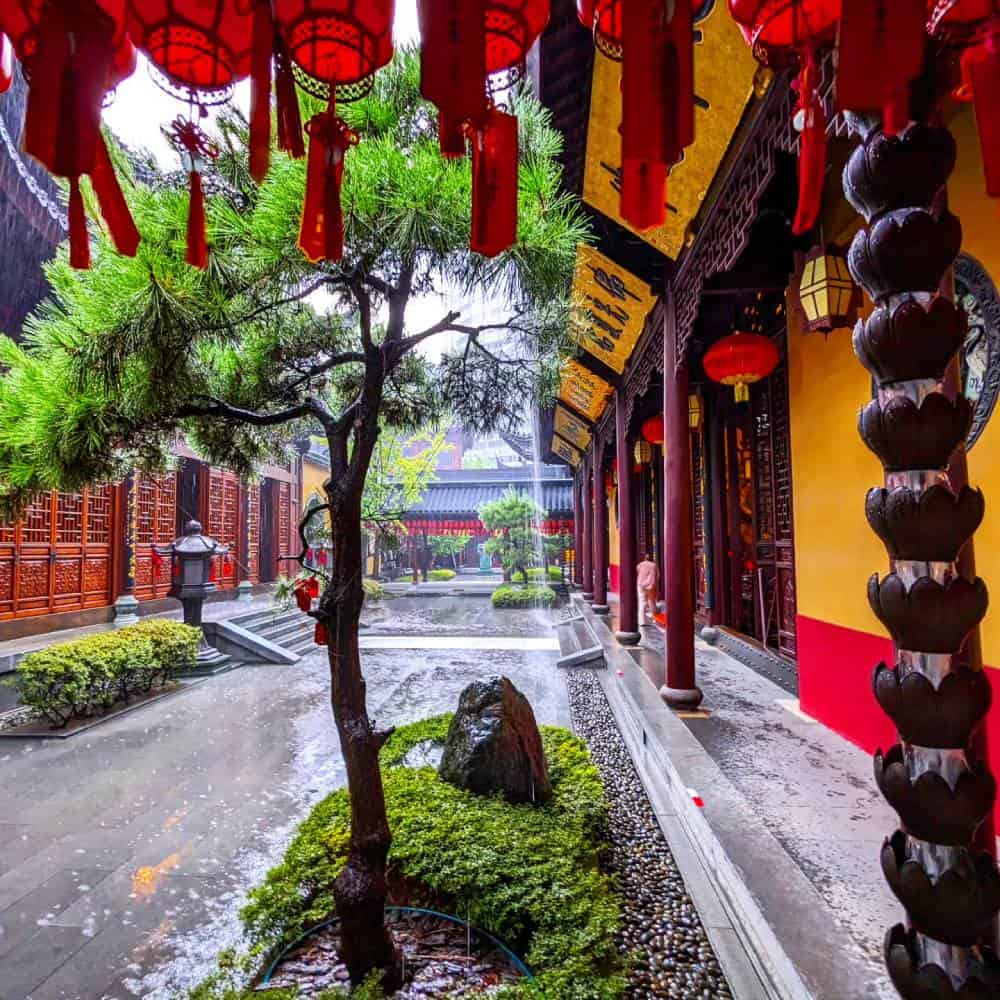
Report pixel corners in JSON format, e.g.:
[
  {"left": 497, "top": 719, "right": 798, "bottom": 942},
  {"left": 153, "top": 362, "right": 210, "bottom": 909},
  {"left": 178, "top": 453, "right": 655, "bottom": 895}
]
[
  {"left": 571, "top": 245, "right": 654, "bottom": 374},
  {"left": 552, "top": 434, "right": 582, "bottom": 467},
  {"left": 559, "top": 358, "right": 613, "bottom": 423},
  {"left": 554, "top": 403, "right": 592, "bottom": 450},
  {"left": 582, "top": 3, "right": 759, "bottom": 258}
]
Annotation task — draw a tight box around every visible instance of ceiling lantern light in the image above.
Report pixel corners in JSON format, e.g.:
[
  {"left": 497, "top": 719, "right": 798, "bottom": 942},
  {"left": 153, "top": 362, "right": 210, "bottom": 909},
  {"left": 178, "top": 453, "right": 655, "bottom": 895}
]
[
  {"left": 703, "top": 331, "right": 780, "bottom": 403},
  {"left": 796, "top": 244, "right": 861, "bottom": 333}
]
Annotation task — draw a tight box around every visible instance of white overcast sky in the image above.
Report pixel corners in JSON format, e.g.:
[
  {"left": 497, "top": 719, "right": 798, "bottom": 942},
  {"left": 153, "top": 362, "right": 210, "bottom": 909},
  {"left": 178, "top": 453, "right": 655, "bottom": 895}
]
[{"left": 102, "top": 0, "right": 498, "bottom": 351}]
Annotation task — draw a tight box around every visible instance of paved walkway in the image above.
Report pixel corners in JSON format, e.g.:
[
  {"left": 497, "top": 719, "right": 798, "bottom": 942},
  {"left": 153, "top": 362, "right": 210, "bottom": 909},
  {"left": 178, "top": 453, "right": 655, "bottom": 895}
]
[{"left": 0, "top": 600, "right": 568, "bottom": 1000}]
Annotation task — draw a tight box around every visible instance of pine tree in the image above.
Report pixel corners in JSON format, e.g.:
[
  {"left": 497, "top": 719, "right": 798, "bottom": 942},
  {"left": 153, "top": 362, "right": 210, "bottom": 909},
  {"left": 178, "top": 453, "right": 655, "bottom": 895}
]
[{"left": 0, "top": 48, "right": 586, "bottom": 988}]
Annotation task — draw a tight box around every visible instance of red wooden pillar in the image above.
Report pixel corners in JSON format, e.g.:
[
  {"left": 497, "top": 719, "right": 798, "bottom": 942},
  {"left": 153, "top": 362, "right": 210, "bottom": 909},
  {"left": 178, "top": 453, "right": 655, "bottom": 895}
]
[
  {"left": 582, "top": 453, "right": 594, "bottom": 600},
  {"left": 662, "top": 293, "right": 702, "bottom": 707},
  {"left": 615, "top": 388, "right": 640, "bottom": 642},
  {"left": 572, "top": 470, "right": 584, "bottom": 588},
  {"left": 592, "top": 442, "right": 610, "bottom": 615}
]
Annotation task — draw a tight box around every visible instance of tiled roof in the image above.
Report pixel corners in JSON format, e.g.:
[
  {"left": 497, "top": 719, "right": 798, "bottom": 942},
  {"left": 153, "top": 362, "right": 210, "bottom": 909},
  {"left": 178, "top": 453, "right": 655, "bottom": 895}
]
[{"left": 407, "top": 466, "right": 573, "bottom": 517}]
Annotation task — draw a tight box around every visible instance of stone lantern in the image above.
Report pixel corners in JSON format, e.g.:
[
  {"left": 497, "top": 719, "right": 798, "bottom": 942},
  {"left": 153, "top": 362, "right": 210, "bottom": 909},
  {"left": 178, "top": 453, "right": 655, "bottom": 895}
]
[{"left": 158, "top": 519, "right": 231, "bottom": 672}]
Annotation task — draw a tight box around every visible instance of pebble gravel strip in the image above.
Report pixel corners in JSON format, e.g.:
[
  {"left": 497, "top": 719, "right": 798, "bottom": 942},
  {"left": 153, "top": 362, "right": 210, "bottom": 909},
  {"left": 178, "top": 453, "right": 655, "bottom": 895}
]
[{"left": 566, "top": 669, "right": 733, "bottom": 1000}]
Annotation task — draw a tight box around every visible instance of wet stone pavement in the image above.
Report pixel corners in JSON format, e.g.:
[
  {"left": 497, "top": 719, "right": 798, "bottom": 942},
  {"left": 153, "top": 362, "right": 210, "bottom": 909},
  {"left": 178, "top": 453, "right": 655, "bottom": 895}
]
[{"left": 0, "top": 597, "right": 567, "bottom": 999}]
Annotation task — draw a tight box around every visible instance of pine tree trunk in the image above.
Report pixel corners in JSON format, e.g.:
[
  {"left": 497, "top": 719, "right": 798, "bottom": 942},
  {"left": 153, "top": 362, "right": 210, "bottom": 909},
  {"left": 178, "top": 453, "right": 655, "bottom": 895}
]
[{"left": 321, "top": 486, "right": 401, "bottom": 991}]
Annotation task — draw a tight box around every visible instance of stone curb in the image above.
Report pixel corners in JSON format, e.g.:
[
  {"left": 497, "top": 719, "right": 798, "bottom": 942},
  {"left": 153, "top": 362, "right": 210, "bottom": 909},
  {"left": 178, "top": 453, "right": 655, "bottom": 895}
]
[{"left": 576, "top": 599, "right": 891, "bottom": 1000}]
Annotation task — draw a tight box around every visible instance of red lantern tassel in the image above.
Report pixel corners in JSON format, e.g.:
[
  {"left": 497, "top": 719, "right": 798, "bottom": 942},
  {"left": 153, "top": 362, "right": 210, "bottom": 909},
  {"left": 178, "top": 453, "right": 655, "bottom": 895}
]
[
  {"left": 837, "top": 0, "right": 924, "bottom": 123},
  {"left": 274, "top": 36, "right": 305, "bottom": 160},
  {"left": 672, "top": 0, "right": 695, "bottom": 152},
  {"left": 90, "top": 134, "right": 140, "bottom": 257},
  {"left": 417, "top": 0, "right": 487, "bottom": 157},
  {"left": 0, "top": 35, "right": 13, "bottom": 95},
  {"left": 299, "top": 97, "right": 358, "bottom": 263},
  {"left": 250, "top": 0, "right": 273, "bottom": 184},
  {"left": 68, "top": 177, "right": 90, "bottom": 269},
  {"left": 23, "top": 5, "right": 112, "bottom": 179},
  {"left": 620, "top": 0, "right": 676, "bottom": 231},
  {"left": 186, "top": 170, "right": 209, "bottom": 269},
  {"left": 438, "top": 110, "right": 468, "bottom": 159},
  {"left": 792, "top": 54, "right": 826, "bottom": 236},
  {"left": 314, "top": 621, "right": 328, "bottom": 645},
  {"left": 469, "top": 107, "right": 518, "bottom": 257},
  {"left": 964, "top": 25, "right": 1000, "bottom": 198}
]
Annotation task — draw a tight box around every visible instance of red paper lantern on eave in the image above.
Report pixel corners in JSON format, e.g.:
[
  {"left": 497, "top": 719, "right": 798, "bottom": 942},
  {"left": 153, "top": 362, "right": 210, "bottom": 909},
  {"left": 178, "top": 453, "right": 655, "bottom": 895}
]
[
  {"left": 703, "top": 331, "right": 779, "bottom": 402},
  {"left": 727, "top": 0, "right": 839, "bottom": 66},
  {"left": 484, "top": 0, "right": 550, "bottom": 75},
  {"left": 128, "top": 0, "right": 255, "bottom": 92},
  {"left": 274, "top": 0, "right": 395, "bottom": 87},
  {"left": 641, "top": 414, "right": 664, "bottom": 445},
  {"left": 578, "top": 0, "right": 623, "bottom": 60}
]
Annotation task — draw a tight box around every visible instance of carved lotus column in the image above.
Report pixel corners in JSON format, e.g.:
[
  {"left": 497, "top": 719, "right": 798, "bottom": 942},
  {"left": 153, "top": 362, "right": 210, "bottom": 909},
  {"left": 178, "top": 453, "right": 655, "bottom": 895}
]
[{"left": 845, "top": 119, "right": 1000, "bottom": 997}]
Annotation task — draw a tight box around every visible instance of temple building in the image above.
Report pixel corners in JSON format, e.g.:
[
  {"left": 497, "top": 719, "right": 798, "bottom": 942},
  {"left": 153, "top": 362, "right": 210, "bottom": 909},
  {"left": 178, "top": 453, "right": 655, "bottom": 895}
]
[{"left": 537, "top": 0, "right": 1000, "bottom": 820}]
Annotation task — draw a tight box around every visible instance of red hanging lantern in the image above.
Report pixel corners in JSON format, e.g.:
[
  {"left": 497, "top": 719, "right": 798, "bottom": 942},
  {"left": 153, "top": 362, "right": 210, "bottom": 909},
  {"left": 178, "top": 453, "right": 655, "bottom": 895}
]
[
  {"left": 467, "top": 106, "right": 519, "bottom": 257},
  {"left": 417, "top": 0, "right": 487, "bottom": 157},
  {"left": 294, "top": 578, "right": 312, "bottom": 611},
  {"left": 620, "top": 0, "right": 693, "bottom": 230},
  {"left": 273, "top": 0, "right": 394, "bottom": 263},
  {"left": 578, "top": 0, "right": 623, "bottom": 59},
  {"left": 728, "top": 1, "right": 838, "bottom": 234},
  {"left": 484, "top": 0, "right": 550, "bottom": 76},
  {"left": 314, "top": 621, "right": 328, "bottom": 645},
  {"left": 641, "top": 414, "right": 664, "bottom": 445},
  {"left": 702, "top": 331, "right": 780, "bottom": 402},
  {"left": 130, "top": 0, "right": 258, "bottom": 267},
  {"left": 836, "top": 0, "right": 925, "bottom": 132},
  {"left": 933, "top": 3, "right": 1000, "bottom": 198},
  {"left": 1, "top": 0, "right": 140, "bottom": 268}
]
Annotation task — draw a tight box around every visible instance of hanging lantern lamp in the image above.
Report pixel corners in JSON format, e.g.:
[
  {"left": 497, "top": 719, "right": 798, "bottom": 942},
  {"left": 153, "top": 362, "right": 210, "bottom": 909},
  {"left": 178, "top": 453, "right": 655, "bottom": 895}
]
[
  {"left": 634, "top": 439, "right": 653, "bottom": 465},
  {"left": 836, "top": 0, "right": 925, "bottom": 133},
  {"left": 273, "top": 0, "right": 395, "bottom": 263},
  {"left": 703, "top": 331, "right": 780, "bottom": 402},
  {"left": 793, "top": 244, "right": 861, "bottom": 332},
  {"left": 129, "top": 0, "right": 259, "bottom": 268},
  {"left": 728, "top": 0, "right": 838, "bottom": 234},
  {"left": 577, "top": 0, "right": 623, "bottom": 59},
  {"left": 935, "top": 4, "right": 1000, "bottom": 199},
  {"left": 641, "top": 414, "right": 665, "bottom": 445},
  {"left": 1, "top": 0, "right": 141, "bottom": 268}
]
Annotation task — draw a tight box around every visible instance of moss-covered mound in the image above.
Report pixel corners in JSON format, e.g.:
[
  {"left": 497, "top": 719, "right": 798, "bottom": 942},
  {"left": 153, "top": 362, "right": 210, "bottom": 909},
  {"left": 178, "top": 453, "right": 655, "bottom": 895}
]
[
  {"left": 226, "top": 715, "right": 623, "bottom": 999},
  {"left": 491, "top": 584, "right": 556, "bottom": 609}
]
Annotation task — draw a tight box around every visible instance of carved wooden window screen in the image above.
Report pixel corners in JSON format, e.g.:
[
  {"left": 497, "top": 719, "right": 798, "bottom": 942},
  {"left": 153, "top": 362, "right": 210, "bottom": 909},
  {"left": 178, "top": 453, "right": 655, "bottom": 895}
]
[
  {"left": 0, "top": 486, "right": 115, "bottom": 619},
  {"left": 246, "top": 483, "right": 261, "bottom": 584},
  {"left": 134, "top": 473, "right": 178, "bottom": 602},
  {"left": 206, "top": 469, "right": 241, "bottom": 589}
]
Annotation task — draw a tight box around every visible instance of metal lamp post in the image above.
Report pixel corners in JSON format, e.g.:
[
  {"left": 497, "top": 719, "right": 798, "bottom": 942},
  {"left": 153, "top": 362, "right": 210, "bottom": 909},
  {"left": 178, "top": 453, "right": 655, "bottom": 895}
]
[{"left": 159, "top": 519, "right": 231, "bottom": 672}]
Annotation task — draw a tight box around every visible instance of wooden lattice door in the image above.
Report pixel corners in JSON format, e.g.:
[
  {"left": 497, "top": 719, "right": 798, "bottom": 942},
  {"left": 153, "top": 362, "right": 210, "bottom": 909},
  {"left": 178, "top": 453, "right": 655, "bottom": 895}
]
[
  {"left": 0, "top": 487, "right": 115, "bottom": 619},
  {"left": 750, "top": 342, "right": 797, "bottom": 660},
  {"left": 134, "top": 473, "right": 178, "bottom": 601},
  {"left": 245, "top": 483, "right": 261, "bottom": 584},
  {"left": 205, "top": 469, "right": 241, "bottom": 590}
]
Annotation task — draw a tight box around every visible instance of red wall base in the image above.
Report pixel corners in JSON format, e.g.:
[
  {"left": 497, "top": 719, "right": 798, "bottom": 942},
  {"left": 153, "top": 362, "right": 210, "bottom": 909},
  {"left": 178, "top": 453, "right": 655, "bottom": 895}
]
[{"left": 797, "top": 613, "right": 1000, "bottom": 828}]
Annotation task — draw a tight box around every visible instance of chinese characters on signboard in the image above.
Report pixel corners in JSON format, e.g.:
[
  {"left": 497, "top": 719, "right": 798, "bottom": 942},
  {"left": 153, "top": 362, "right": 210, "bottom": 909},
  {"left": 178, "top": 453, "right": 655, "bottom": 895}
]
[
  {"left": 559, "top": 358, "right": 613, "bottom": 422},
  {"left": 571, "top": 245, "right": 654, "bottom": 374},
  {"left": 551, "top": 435, "right": 583, "bottom": 466},
  {"left": 553, "top": 403, "right": 592, "bottom": 450}
]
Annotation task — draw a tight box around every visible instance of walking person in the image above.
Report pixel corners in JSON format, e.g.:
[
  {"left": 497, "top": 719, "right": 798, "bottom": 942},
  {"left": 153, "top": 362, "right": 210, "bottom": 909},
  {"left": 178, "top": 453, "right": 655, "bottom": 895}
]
[{"left": 636, "top": 553, "right": 659, "bottom": 627}]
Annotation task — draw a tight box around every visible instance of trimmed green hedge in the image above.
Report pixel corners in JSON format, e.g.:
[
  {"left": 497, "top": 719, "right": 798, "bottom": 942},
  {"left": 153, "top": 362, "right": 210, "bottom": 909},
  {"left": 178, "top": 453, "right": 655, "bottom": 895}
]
[
  {"left": 512, "top": 566, "right": 563, "bottom": 583},
  {"left": 234, "top": 716, "right": 622, "bottom": 1000},
  {"left": 492, "top": 583, "right": 557, "bottom": 608},
  {"left": 11, "top": 619, "right": 200, "bottom": 728},
  {"left": 427, "top": 568, "right": 456, "bottom": 581}
]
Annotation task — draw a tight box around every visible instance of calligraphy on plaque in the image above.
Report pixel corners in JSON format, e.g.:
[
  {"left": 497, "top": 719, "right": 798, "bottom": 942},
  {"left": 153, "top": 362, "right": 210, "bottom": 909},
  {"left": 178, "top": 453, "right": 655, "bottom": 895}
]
[
  {"left": 553, "top": 403, "right": 592, "bottom": 450},
  {"left": 559, "top": 358, "right": 613, "bottom": 422},
  {"left": 570, "top": 245, "right": 654, "bottom": 374},
  {"left": 552, "top": 434, "right": 582, "bottom": 467}
]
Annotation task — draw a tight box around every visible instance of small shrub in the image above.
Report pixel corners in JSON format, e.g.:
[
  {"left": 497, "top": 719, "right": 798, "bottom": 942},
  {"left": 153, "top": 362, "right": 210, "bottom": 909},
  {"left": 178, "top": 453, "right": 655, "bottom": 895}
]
[
  {"left": 427, "top": 568, "right": 455, "bottom": 581},
  {"left": 12, "top": 620, "right": 200, "bottom": 728},
  {"left": 396, "top": 573, "right": 414, "bottom": 583},
  {"left": 239, "top": 717, "right": 622, "bottom": 1000},
  {"left": 511, "top": 566, "right": 563, "bottom": 583},
  {"left": 492, "top": 584, "right": 557, "bottom": 609},
  {"left": 362, "top": 578, "right": 385, "bottom": 601}
]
